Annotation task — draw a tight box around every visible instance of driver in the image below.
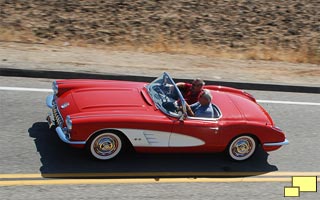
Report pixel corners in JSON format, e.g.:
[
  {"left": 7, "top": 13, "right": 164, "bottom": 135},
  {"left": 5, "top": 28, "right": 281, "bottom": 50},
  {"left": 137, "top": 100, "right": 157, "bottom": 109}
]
[
  {"left": 186, "top": 89, "right": 213, "bottom": 118},
  {"left": 176, "top": 78, "right": 205, "bottom": 104}
]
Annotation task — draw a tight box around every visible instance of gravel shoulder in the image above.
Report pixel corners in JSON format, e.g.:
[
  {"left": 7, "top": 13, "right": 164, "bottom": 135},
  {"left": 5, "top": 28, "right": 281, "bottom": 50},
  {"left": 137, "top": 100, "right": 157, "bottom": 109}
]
[{"left": 0, "top": 42, "right": 319, "bottom": 87}]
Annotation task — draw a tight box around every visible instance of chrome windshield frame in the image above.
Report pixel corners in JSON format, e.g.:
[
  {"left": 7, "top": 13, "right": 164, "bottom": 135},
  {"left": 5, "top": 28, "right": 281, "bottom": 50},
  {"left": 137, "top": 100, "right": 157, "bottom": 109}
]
[{"left": 146, "top": 72, "right": 187, "bottom": 118}]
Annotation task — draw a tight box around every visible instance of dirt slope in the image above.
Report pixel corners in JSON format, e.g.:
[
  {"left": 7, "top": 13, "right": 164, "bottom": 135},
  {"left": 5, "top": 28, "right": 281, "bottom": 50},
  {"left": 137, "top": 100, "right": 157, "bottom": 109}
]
[{"left": 1, "top": 0, "right": 319, "bottom": 63}]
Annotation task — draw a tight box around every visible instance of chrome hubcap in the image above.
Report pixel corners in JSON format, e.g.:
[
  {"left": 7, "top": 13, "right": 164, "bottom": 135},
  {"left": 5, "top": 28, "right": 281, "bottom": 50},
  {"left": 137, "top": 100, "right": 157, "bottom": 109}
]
[
  {"left": 94, "top": 135, "right": 118, "bottom": 156},
  {"left": 234, "top": 140, "right": 251, "bottom": 155},
  {"left": 231, "top": 137, "right": 254, "bottom": 158}
]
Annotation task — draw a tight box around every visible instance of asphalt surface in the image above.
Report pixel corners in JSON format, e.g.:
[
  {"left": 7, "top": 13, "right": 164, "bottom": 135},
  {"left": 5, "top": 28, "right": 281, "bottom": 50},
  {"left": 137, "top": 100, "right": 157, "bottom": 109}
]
[{"left": 0, "top": 76, "right": 320, "bottom": 199}]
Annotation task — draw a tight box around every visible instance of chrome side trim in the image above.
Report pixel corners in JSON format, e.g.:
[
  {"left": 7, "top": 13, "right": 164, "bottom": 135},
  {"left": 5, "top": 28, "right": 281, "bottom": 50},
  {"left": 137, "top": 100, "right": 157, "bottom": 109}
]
[
  {"left": 263, "top": 139, "right": 289, "bottom": 146},
  {"left": 46, "top": 94, "right": 54, "bottom": 109},
  {"left": 187, "top": 116, "right": 221, "bottom": 121},
  {"left": 55, "top": 127, "right": 86, "bottom": 145}
]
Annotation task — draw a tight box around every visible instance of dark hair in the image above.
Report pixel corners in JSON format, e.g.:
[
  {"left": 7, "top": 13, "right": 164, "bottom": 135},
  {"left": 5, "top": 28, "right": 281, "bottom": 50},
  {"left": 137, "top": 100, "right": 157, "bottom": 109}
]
[{"left": 193, "top": 78, "right": 205, "bottom": 86}]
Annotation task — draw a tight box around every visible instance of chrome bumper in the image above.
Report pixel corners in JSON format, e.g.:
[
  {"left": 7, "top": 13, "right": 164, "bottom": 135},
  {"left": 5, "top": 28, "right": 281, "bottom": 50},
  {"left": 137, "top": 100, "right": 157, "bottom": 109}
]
[
  {"left": 46, "top": 94, "right": 55, "bottom": 128},
  {"left": 46, "top": 94, "right": 54, "bottom": 109},
  {"left": 55, "top": 127, "right": 86, "bottom": 145},
  {"left": 263, "top": 139, "right": 289, "bottom": 146},
  {"left": 46, "top": 94, "right": 86, "bottom": 145}
]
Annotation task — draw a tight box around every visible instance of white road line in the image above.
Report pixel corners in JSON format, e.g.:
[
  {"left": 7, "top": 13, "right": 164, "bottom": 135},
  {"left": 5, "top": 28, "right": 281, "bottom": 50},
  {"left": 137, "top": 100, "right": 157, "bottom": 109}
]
[
  {"left": 0, "top": 86, "right": 52, "bottom": 92},
  {"left": 0, "top": 86, "right": 319, "bottom": 106},
  {"left": 257, "top": 100, "right": 320, "bottom": 106}
]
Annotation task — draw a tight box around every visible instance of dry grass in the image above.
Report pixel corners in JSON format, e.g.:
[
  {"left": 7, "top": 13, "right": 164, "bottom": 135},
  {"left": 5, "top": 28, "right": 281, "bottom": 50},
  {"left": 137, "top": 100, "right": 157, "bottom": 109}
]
[
  {"left": 0, "top": 28, "right": 38, "bottom": 43},
  {"left": 119, "top": 39, "right": 320, "bottom": 65},
  {"left": 1, "top": 30, "right": 319, "bottom": 65}
]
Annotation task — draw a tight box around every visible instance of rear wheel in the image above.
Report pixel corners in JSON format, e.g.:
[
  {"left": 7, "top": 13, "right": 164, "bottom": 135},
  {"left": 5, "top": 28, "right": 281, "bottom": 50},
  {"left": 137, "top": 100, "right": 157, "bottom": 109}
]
[
  {"left": 227, "top": 135, "right": 257, "bottom": 161},
  {"left": 88, "top": 132, "right": 123, "bottom": 160}
]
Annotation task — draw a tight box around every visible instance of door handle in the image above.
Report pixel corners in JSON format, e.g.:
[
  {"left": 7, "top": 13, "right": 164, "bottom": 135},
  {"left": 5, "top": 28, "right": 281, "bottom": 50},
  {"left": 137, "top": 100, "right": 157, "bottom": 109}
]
[{"left": 210, "top": 127, "right": 219, "bottom": 134}]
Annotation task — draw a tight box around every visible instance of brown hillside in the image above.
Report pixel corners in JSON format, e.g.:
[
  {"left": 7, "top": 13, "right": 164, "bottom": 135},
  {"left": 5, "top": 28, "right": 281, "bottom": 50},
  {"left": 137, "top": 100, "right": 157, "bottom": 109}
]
[{"left": 0, "top": 0, "right": 319, "bottom": 63}]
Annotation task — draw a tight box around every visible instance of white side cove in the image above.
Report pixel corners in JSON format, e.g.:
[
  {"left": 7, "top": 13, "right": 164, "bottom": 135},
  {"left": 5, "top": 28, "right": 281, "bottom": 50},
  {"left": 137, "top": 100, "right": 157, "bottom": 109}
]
[
  {"left": 119, "top": 128, "right": 205, "bottom": 147},
  {"left": 169, "top": 133, "right": 205, "bottom": 147}
]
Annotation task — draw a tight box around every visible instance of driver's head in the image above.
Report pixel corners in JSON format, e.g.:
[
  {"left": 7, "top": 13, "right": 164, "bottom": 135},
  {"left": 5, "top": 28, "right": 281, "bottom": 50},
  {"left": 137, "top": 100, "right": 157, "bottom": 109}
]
[
  {"left": 191, "top": 78, "right": 205, "bottom": 93},
  {"left": 199, "top": 89, "right": 212, "bottom": 106}
]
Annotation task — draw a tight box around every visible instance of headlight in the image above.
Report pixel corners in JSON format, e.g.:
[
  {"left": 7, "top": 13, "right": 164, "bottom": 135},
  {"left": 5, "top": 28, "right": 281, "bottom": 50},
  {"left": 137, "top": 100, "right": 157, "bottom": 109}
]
[
  {"left": 66, "top": 115, "right": 72, "bottom": 131},
  {"left": 52, "top": 81, "right": 58, "bottom": 95}
]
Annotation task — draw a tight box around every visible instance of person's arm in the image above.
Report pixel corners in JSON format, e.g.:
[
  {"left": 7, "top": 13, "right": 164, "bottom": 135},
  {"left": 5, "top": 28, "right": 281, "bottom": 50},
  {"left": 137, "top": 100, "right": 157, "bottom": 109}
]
[
  {"left": 186, "top": 104, "right": 195, "bottom": 117},
  {"left": 176, "top": 82, "right": 185, "bottom": 86},
  {"left": 187, "top": 102, "right": 200, "bottom": 117},
  {"left": 176, "top": 82, "right": 192, "bottom": 93},
  {"left": 176, "top": 82, "right": 186, "bottom": 90}
]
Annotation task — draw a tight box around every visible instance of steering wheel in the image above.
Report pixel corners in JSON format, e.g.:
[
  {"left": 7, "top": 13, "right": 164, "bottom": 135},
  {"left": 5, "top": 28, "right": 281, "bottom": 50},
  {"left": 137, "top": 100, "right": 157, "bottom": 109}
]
[
  {"left": 153, "top": 85, "right": 167, "bottom": 103},
  {"left": 158, "top": 87, "right": 168, "bottom": 103}
]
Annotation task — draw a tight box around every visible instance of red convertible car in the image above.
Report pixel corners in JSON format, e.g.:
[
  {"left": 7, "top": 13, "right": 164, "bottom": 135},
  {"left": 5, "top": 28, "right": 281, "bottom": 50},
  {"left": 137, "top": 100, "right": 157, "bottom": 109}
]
[{"left": 46, "top": 72, "right": 288, "bottom": 161}]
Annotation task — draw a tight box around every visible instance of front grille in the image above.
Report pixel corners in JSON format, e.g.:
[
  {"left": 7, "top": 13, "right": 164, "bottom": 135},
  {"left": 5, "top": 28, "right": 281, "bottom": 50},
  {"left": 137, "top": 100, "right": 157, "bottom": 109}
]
[{"left": 52, "top": 100, "right": 63, "bottom": 127}]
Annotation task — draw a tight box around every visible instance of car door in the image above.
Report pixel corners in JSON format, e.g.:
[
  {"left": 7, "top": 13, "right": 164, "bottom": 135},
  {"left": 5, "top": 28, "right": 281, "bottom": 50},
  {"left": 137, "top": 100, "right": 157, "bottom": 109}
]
[{"left": 169, "top": 117, "right": 222, "bottom": 152}]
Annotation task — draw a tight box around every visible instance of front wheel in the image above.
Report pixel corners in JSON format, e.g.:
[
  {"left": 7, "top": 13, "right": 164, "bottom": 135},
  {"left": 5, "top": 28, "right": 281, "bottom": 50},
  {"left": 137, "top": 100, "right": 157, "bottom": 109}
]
[
  {"left": 227, "top": 135, "right": 257, "bottom": 161},
  {"left": 87, "top": 132, "right": 123, "bottom": 160}
]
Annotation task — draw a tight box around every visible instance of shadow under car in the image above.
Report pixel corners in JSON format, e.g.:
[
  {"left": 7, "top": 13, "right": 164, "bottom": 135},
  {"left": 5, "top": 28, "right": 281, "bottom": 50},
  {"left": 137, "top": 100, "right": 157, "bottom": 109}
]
[{"left": 29, "top": 122, "right": 278, "bottom": 178}]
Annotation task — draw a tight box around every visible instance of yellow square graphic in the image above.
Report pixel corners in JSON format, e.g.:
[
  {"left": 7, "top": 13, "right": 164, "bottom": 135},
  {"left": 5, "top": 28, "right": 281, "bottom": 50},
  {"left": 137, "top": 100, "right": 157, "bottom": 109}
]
[
  {"left": 292, "top": 176, "right": 317, "bottom": 192},
  {"left": 284, "top": 187, "right": 300, "bottom": 197}
]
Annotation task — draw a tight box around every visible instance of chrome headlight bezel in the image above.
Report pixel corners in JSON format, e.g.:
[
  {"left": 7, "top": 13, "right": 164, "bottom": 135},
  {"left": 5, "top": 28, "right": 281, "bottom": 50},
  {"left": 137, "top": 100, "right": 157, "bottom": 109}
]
[
  {"left": 66, "top": 115, "right": 72, "bottom": 131},
  {"left": 52, "top": 81, "right": 58, "bottom": 95}
]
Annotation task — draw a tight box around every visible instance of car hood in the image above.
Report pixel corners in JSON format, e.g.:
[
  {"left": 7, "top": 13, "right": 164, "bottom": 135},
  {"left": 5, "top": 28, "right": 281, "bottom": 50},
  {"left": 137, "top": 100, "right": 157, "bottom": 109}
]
[
  {"left": 70, "top": 87, "right": 149, "bottom": 113},
  {"left": 54, "top": 81, "right": 154, "bottom": 120}
]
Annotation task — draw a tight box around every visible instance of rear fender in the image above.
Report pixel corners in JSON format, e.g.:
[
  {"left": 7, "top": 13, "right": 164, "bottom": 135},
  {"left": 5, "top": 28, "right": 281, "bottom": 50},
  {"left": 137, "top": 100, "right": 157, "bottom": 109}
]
[{"left": 204, "top": 85, "right": 256, "bottom": 102}]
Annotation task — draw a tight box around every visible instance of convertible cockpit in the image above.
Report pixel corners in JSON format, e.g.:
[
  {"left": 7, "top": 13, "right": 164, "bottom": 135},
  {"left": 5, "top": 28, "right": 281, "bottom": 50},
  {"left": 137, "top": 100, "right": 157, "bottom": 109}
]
[{"left": 147, "top": 72, "right": 221, "bottom": 120}]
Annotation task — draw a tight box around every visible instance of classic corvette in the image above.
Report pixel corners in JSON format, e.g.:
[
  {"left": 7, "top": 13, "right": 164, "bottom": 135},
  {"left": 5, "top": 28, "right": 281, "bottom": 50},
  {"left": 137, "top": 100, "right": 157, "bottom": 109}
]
[{"left": 46, "top": 72, "right": 288, "bottom": 161}]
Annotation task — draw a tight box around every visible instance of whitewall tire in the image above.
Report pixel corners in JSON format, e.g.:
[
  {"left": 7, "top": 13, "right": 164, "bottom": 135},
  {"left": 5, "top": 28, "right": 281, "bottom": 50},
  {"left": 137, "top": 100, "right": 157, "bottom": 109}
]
[
  {"left": 88, "top": 132, "right": 123, "bottom": 160},
  {"left": 228, "top": 135, "right": 257, "bottom": 161}
]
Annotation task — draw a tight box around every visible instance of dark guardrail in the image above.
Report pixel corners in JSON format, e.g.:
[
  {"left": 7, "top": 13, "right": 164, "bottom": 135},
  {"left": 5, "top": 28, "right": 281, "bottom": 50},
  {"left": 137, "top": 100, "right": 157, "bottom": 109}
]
[{"left": 1, "top": 67, "right": 319, "bottom": 93}]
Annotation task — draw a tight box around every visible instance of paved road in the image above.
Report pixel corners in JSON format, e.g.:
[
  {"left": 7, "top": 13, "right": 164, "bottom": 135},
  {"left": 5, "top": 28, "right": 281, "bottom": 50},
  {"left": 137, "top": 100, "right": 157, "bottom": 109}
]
[{"left": 0, "top": 76, "right": 319, "bottom": 200}]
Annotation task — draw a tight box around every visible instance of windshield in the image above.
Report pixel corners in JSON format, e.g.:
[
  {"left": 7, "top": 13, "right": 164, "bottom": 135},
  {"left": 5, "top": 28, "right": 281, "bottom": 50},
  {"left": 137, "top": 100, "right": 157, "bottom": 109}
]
[{"left": 146, "top": 72, "right": 186, "bottom": 117}]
